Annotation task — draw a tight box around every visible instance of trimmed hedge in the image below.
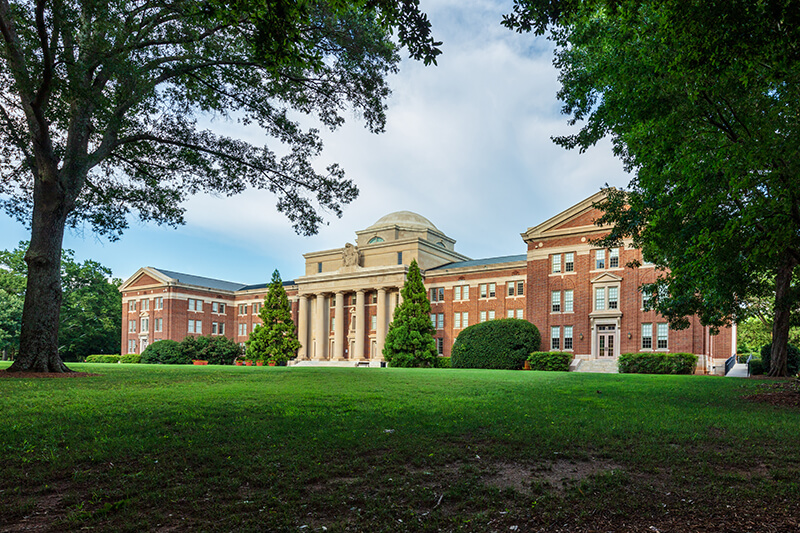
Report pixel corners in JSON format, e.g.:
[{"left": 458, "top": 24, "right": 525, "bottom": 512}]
[
  {"left": 528, "top": 352, "right": 572, "bottom": 371},
  {"left": 760, "top": 343, "right": 800, "bottom": 375},
  {"left": 183, "top": 335, "right": 242, "bottom": 365},
  {"left": 451, "top": 319, "right": 541, "bottom": 370},
  {"left": 141, "top": 339, "right": 189, "bottom": 365},
  {"left": 120, "top": 353, "right": 141, "bottom": 364},
  {"left": 748, "top": 357, "right": 765, "bottom": 376},
  {"left": 86, "top": 354, "right": 121, "bottom": 363},
  {"left": 618, "top": 352, "right": 697, "bottom": 375},
  {"left": 434, "top": 356, "right": 451, "bottom": 369}
]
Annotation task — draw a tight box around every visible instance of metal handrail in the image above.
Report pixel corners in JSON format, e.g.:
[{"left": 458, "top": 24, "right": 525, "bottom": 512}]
[
  {"left": 746, "top": 354, "right": 753, "bottom": 377},
  {"left": 724, "top": 354, "right": 736, "bottom": 375}
]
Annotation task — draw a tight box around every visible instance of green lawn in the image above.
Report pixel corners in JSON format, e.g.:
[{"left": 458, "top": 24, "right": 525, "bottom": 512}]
[{"left": 1, "top": 363, "right": 798, "bottom": 532}]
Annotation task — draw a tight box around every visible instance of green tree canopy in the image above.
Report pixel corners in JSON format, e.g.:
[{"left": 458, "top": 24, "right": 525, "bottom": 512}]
[
  {"left": 246, "top": 269, "right": 300, "bottom": 364},
  {"left": 383, "top": 259, "right": 436, "bottom": 367},
  {"left": 504, "top": 0, "right": 800, "bottom": 376},
  {"left": 0, "top": 0, "right": 439, "bottom": 371},
  {"left": 0, "top": 242, "right": 121, "bottom": 361}
]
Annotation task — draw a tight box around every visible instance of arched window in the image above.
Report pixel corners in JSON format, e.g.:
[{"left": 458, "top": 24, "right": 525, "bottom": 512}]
[{"left": 368, "top": 236, "right": 384, "bottom": 244}]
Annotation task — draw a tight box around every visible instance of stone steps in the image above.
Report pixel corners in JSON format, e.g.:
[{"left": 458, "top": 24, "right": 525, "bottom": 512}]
[
  {"left": 290, "top": 360, "right": 385, "bottom": 368},
  {"left": 573, "top": 358, "right": 619, "bottom": 373}
]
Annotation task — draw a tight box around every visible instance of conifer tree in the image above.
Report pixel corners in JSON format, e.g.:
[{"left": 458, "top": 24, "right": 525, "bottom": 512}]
[
  {"left": 246, "top": 270, "right": 300, "bottom": 364},
  {"left": 383, "top": 259, "right": 437, "bottom": 367}
]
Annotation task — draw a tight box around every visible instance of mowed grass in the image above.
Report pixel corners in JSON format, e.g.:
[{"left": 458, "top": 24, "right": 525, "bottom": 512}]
[{"left": 0, "top": 363, "right": 798, "bottom": 532}]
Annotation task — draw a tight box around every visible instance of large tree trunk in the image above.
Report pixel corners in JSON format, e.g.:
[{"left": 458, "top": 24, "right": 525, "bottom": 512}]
[
  {"left": 768, "top": 257, "right": 796, "bottom": 377},
  {"left": 6, "top": 177, "right": 71, "bottom": 373}
]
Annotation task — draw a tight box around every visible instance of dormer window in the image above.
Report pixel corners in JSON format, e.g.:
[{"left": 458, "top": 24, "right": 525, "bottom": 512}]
[
  {"left": 436, "top": 241, "right": 445, "bottom": 248},
  {"left": 368, "top": 236, "right": 384, "bottom": 244}
]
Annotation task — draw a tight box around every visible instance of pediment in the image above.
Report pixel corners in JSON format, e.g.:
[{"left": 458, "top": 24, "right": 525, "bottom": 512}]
[
  {"left": 590, "top": 272, "right": 623, "bottom": 284},
  {"left": 119, "top": 267, "right": 172, "bottom": 291},
  {"left": 521, "top": 190, "right": 611, "bottom": 243}
]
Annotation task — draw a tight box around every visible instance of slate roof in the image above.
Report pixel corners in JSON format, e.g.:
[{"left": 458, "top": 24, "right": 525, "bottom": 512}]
[
  {"left": 427, "top": 254, "right": 527, "bottom": 271},
  {"left": 153, "top": 268, "right": 295, "bottom": 292},
  {"left": 153, "top": 268, "right": 247, "bottom": 292}
]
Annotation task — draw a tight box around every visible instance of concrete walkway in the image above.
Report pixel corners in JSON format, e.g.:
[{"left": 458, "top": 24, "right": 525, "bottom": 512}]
[{"left": 726, "top": 362, "right": 749, "bottom": 378}]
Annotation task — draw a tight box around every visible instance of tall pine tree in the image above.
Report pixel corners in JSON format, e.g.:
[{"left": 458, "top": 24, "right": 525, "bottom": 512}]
[
  {"left": 383, "top": 259, "right": 437, "bottom": 367},
  {"left": 246, "top": 270, "right": 300, "bottom": 364}
]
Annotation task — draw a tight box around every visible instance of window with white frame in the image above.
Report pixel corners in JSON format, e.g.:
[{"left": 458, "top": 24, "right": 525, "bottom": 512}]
[
  {"left": 508, "top": 280, "right": 525, "bottom": 296},
  {"left": 195, "top": 320, "right": 202, "bottom": 334},
  {"left": 330, "top": 317, "right": 335, "bottom": 330},
  {"left": 155, "top": 318, "right": 163, "bottom": 332},
  {"left": 516, "top": 309, "right": 523, "bottom": 319},
  {"left": 595, "top": 287, "right": 606, "bottom": 310},
  {"left": 488, "top": 310, "right": 495, "bottom": 320},
  {"left": 188, "top": 299, "right": 203, "bottom": 312},
  {"left": 480, "top": 310, "right": 487, "bottom": 323},
  {"left": 436, "top": 338, "right": 444, "bottom": 355},
  {"left": 238, "top": 323, "right": 247, "bottom": 336},
  {"left": 608, "top": 287, "right": 619, "bottom": 309},
  {"left": 212, "top": 302, "right": 219, "bottom": 313},
  {"left": 128, "top": 300, "right": 136, "bottom": 312},
  {"left": 551, "top": 290, "right": 561, "bottom": 312},
  {"left": 489, "top": 283, "right": 496, "bottom": 298},
  {"left": 212, "top": 322, "right": 219, "bottom": 335},
  {"left": 507, "top": 309, "right": 514, "bottom": 318},
  {"left": 141, "top": 298, "right": 149, "bottom": 311},
  {"left": 141, "top": 318, "right": 149, "bottom": 332},
  {"left": 371, "top": 315, "right": 377, "bottom": 330},
  {"left": 371, "top": 292, "right": 378, "bottom": 304},
  {"left": 238, "top": 304, "right": 247, "bottom": 315},
  {"left": 595, "top": 249, "right": 606, "bottom": 269},
  {"left": 155, "top": 297, "right": 163, "bottom": 310},
  {"left": 430, "top": 287, "right": 444, "bottom": 302},
  {"left": 517, "top": 281, "right": 524, "bottom": 296},
  {"left": 430, "top": 314, "right": 436, "bottom": 328},
  {"left": 219, "top": 303, "right": 225, "bottom": 314},
  {"left": 454, "top": 312, "right": 461, "bottom": 329},
  {"left": 508, "top": 282, "right": 515, "bottom": 296},
  {"left": 642, "top": 288, "right": 652, "bottom": 309},
  {"left": 564, "top": 326, "right": 573, "bottom": 350},
  {"left": 219, "top": 323, "right": 225, "bottom": 335},
  {"left": 552, "top": 254, "right": 562, "bottom": 273},
  {"left": 463, "top": 285, "right": 470, "bottom": 300},
  {"left": 128, "top": 339, "right": 136, "bottom": 353},
  {"left": 657, "top": 323, "right": 668, "bottom": 349},
  {"left": 641, "top": 323, "right": 653, "bottom": 349},
  {"left": 551, "top": 326, "right": 560, "bottom": 350},
  {"left": 454, "top": 286, "right": 461, "bottom": 300},
  {"left": 253, "top": 303, "right": 262, "bottom": 314},
  {"left": 480, "top": 284, "right": 487, "bottom": 298},
  {"left": 565, "top": 252, "right": 574, "bottom": 272},
  {"left": 437, "top": 313, "right": 444, "bottom": 329},
  {"left": 609, "top": 248, "right": 620, "bottom": 268},
  {"left": 188, "top": 319, "right": 195, "bottom": 333},
  {"left": 564, "top": 290, "right": 574, "bottom": 313},
  {"left": 128, "top": 320, "right": 136, "bottom": 333}
]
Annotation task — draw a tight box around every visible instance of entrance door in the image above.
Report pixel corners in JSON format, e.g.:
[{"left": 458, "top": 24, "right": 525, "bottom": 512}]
[{"left": 596, "top": 325, "right": 616, "bottom": 358}]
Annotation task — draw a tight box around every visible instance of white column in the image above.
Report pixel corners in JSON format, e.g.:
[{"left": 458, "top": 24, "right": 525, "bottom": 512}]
[
  {"left": 355, "top": 290, "right": 365, "bottom": 361},
  {"left": 334, "top": 291, "right": 345, "bottom": 360},
  {"left": 297, "top": 295, "right": 309, "bottom": 360},
  {"left": 388, "top": 288, "right": 399, "bottom": 324},
  {"left": 376, "top": 288, "right": 387, "bottom": 358},
  {"left": 315, "top": 293, "right": 327, "bottom": 360}
]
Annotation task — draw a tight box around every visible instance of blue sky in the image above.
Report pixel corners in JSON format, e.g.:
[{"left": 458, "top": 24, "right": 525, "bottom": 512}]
[{"left": 0, "top": 0, "right": 629, "bottom": 285}]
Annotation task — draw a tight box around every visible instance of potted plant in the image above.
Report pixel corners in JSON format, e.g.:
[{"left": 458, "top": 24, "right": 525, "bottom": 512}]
[
  {"left": 256, "top": 359, "right": 264, "bottom": 366},
  {"left": 192, "top": 360, "right": 209, "bottom": 366},
  {"left": 267, "top": 359, "right": 277, "bottom": 367},
  {"left": 245, "top": 359, "right": 253, "bottom": 366}
]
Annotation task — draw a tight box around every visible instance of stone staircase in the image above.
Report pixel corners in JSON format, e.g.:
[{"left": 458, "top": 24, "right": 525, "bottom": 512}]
[
  {"left": 572, "top": 358, "right": 619, "bottom": 373},
  {"left": 290, "top": 360, "right": 385, "bottom": 368}
]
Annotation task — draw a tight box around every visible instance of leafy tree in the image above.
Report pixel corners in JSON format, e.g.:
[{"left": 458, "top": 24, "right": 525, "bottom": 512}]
[
  {"left": 383, "top": 259, "right": 436, "bottom": 367},
  {"left": 504, "top": 0, "right": 800, "bottom": 376},
  {"left": 0, "top": 242, "right": 120, "bottom": 362},
  {"left": 185, "top": 335, "right": 243, "bottom": 365},
  {"left": 0, "top": 0, "right": 440, "bottom": 372},
  {"left": 246, "top": 270, "right": 300, "bottom": 364},
  {"left": 140, "top": 339, "right": 187, "bottom": 365}
]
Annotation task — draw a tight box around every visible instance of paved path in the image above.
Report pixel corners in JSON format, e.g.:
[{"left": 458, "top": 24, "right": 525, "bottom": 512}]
[{"left": 726, "top": 362, "right": 749, "bottom": 378}]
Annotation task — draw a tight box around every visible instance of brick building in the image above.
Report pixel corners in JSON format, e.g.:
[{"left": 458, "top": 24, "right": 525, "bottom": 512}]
[{"left": 120, "top": 191, "right": 735, "bottom": 373}]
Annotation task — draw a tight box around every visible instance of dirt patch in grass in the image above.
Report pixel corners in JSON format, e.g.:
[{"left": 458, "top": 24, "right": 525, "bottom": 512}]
[
  {"left": 743, "top": 379, "right": 800, "bottom": 408},
  {"left": 0, "top": 370, "right": 99, "bottom": 379},
  {"left": 487, "top": 458, "right": 622, "bottom": 493}
]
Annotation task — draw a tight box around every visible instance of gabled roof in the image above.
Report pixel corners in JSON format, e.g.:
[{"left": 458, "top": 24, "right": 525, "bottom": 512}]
[
  {"left": 120, "top": 267, "right": 295, "bottom": 293},
  {"left": 521, "top": 189, "right": 611, "bottom": 243},
  {"left": 427, "top": 254, "right": 527, "bottom": 271},
  {"left": 154, "top": 268, "right": 247, "bottom": 291}
]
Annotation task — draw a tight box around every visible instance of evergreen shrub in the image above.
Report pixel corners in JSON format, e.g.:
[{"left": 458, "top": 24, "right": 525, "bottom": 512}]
[
  {"left": 528, "top": 351, "right": 572, "bottom": 371},
  {"left": 383, "top": 260, "right": 437, "bottom": 367},
  {"left": 451, "top": 319, "right": 541, "bottom": 370},
  {"left": 141, "top": 339, "right": 189, "bottom": 364},
  {"left": 120, "top": 353, "right": 141, "bottom": 364},
  {"left": 182, "top": 335, "right": 242, "bottom": 365},
  {"left": 434, "top": 356, "right": 451, "bottom": 368},
  {"left": 86, "top": 354, "right": 121, "bottom": 363},
  {"left": 760, "top": 343, "right": 800, "bottom": 375},
  {"left": 748, "top": 358, "right": 764, "bottom": 376},
  {"left": 618, "top": 352, "right": 697, "bottom": 374}
]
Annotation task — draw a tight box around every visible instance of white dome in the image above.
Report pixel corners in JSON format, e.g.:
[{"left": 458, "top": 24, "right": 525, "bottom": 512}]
[{"left": 367, "top": 211, "right": 439, "bottom": 232}]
